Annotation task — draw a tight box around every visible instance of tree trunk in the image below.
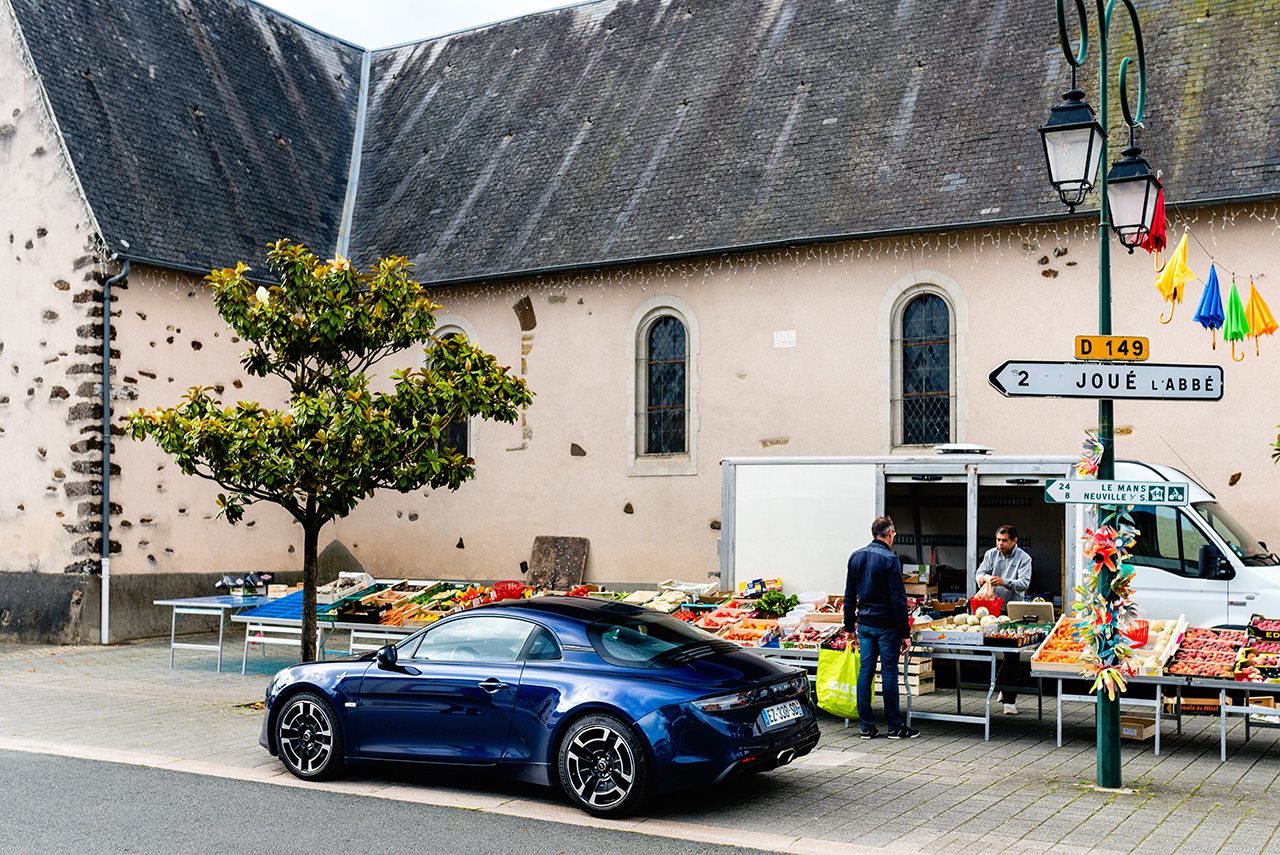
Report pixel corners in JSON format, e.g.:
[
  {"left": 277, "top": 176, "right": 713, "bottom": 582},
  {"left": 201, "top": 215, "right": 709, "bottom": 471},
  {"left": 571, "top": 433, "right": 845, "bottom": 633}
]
[{"left": 301, "top": 498, "right": 319, "bottom": 663}]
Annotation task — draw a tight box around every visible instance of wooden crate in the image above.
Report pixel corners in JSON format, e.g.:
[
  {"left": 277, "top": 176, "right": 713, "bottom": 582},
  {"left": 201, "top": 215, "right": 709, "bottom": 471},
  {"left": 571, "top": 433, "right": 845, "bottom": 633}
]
[
  {"left": 903, "top": 583, "right": 939, "bottom": 598},
  {"left": 875, "top": 674, "right": 936, "bottom": 696}
]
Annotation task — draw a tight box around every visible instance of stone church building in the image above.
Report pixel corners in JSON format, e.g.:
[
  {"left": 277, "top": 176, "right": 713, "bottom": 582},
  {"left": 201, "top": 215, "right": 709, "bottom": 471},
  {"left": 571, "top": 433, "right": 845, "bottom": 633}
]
[{"left": 2, "top": 0, "right": 1278, "bottom": 641}]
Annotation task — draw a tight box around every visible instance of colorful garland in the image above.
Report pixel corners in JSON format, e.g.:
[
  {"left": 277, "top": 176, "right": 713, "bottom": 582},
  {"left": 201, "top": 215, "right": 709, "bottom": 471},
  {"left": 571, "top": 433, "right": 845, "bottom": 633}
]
[{"left": 1070, "top": 431, "right": 1143, "bottom": 700}]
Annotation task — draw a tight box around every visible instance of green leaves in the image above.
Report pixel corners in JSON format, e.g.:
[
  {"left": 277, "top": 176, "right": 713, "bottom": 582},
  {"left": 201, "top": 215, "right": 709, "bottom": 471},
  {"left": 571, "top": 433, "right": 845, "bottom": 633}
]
[{"left": 128, "top": 242, "right": 534, "bottom": 530}]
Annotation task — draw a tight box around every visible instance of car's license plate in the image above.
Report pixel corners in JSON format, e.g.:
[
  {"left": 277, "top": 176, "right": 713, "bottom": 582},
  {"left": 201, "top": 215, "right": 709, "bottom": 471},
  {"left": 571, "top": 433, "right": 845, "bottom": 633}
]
[{"left": 761, "top": 699, "right": 803, "bottom": 727}]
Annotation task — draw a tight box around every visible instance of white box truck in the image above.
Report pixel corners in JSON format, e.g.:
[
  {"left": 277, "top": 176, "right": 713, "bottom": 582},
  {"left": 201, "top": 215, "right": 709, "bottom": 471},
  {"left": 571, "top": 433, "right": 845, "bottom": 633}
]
[{"left": 717, "top": 451, "right": 1277, "bottom": 628}]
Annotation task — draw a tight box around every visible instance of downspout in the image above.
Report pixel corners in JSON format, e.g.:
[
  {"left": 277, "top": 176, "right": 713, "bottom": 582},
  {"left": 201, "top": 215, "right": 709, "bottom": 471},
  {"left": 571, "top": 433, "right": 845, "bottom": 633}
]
[{"left": 101, "top": 256, "right": 128, "bottom": 645}]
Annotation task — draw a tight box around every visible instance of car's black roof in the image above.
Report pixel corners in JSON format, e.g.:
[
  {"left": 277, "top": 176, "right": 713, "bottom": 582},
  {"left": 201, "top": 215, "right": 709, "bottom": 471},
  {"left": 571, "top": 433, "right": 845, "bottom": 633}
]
[{"left": 473, "top": 595, "right": 654, "bottom": 623}]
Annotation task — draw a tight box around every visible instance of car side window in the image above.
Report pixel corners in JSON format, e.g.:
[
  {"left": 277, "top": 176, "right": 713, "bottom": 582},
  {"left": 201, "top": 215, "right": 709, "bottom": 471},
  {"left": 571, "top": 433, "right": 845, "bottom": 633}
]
[
  {"left": 1129, "top": 506, "right": 1211, "bottom": 578},
  {"left": 405, "top": 616, "right": 536, "bottom": 662},
  {"left": 522, "top": 626, "right": 562, "bottom": 661}
]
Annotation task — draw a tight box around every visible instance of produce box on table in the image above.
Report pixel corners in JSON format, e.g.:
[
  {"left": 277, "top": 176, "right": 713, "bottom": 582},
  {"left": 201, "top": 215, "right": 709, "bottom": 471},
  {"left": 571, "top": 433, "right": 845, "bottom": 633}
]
[
  {"left": 779, "top": 620, "right": 840, "bottom": 650},
  {"left": 718, "top": 625, "right": 773, "bottom": 646},
  {"left": 1031, "top": 614, "right": 1090, "bottom": 672},
  {"left": 1129, "top": 617, "right": 1185, "bottom": 676},
  {"left": 1249, "top": 614, "right": 1280, "bottom": 642},
  {"left": 1165, "top": 626, "right": 1246, "bottom": 679}
]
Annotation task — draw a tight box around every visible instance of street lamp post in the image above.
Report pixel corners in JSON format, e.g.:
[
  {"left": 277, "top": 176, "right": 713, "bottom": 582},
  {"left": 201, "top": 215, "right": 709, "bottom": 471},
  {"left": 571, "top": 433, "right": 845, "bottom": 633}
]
[{"left": 1038, "top": 0, "right": 1155, "bottom": 790}]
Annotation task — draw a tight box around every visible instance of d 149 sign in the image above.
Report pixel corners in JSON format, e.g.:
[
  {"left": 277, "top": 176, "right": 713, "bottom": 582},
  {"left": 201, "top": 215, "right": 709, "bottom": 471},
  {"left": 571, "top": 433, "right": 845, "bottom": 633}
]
[{"left": 988, "top": 361, "right": 1224, "bottom": 401}]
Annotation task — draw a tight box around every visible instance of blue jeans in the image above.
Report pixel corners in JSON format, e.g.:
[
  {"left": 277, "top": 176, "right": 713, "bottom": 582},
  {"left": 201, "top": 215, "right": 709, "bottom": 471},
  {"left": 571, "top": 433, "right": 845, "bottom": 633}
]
[{"left": 857, "top": 624, "right": 903, "bottom": 731}]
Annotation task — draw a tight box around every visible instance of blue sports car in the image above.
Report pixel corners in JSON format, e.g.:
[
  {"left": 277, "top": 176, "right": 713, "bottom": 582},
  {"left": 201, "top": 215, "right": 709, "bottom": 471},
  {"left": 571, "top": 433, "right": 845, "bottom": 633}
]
[{"left": 260, "top": 595, "right": 820, "bottom": 817}]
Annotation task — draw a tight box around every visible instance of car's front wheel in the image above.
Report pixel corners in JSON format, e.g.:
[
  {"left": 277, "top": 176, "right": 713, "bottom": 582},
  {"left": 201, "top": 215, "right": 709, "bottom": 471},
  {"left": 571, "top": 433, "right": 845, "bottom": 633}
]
[
  {"left": 275, "top": 691, "right": 344, "bottom": 781},
  {"left": 557, "top": 713, "right": 651, "bottom": 818}
]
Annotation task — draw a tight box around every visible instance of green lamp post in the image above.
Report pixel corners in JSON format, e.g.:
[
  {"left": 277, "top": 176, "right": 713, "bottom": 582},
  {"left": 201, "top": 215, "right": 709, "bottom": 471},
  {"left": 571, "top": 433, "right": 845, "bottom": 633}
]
[{"left": 1037, "top": 0, "right": 1157, "bottom": 790}]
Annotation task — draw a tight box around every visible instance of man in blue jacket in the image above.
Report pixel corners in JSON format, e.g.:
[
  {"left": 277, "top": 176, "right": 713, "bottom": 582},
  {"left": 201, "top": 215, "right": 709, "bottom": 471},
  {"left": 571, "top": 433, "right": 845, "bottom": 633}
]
[{"left": 844, "top": 516, "right": 920, "bottom": 739}]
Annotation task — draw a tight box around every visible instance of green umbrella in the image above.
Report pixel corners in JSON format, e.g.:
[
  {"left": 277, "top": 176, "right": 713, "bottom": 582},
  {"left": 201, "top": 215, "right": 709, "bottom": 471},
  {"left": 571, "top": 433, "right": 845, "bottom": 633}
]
[{"left": 1223, "top": 277, "right": 1251, "bottom": 361}]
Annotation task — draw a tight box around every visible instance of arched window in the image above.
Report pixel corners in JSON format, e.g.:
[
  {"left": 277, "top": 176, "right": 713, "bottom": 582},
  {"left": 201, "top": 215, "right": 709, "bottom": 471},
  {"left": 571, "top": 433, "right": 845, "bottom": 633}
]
[
  {"left": 439, "top": 331, "right": 469, "bottom": 456},
  {"left": 643, "top": 316, "right": 687, "bottom": 454},
  {"left": 626, "top": 297, "right": 699, "bottom": 476},
  {"left": 900, "top": 294, "right": 952, "bottom": 446}
]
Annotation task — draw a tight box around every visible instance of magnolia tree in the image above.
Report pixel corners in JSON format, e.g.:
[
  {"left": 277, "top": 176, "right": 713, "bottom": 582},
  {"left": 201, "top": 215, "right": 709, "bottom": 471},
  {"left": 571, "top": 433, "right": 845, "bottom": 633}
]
[{"left": 129, "top": 241, "right": 532, "bottom": 661}]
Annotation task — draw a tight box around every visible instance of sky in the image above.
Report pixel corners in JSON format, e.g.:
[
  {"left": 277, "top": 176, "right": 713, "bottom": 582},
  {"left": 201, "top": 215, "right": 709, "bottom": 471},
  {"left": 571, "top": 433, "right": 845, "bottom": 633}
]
[{"left": 259, "top": 0, "right": 575, "bottom": 48}]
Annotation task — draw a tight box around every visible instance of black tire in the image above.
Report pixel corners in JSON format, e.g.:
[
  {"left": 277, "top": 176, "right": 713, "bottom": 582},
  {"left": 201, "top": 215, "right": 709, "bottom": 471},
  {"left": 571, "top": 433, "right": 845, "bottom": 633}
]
[
  {"left": 275, "top": 690, "right": 344, "bottom": 781},
  {"left": 557, "top": 713, "right": 651, "bottom": 818}
]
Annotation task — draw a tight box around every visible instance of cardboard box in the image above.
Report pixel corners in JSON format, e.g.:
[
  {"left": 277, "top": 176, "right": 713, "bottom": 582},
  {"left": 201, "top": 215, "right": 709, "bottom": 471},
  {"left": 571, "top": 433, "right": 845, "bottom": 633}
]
[
  {"left": 1249, "top": 614, "right": 1280, "bottom": 641},
  {"left": 1120, "top": 714, "right": 1157, "bottom": 740},
  {"left": 1164, "top": 696, "right": 1225, "bottom": 716},
  {"left": 901, "top": 565, "right": 933, "bottom": 583}
]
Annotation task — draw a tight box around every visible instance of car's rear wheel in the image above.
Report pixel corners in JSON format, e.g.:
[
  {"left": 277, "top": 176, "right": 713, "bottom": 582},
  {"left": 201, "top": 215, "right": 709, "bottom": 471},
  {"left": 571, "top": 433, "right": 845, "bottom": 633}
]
[
  {"left": 557, "top": 713, "right": 650, "bottom": 818},
  {"left": 276, "top": 691, "right": 344, "bottom": 781}
]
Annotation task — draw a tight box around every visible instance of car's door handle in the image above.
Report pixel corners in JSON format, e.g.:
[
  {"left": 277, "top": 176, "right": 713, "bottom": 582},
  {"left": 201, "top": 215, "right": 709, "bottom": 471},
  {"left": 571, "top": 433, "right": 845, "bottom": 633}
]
[
  {"left": 1247, "top": 594, "right": 1258, "bottom": 600},
  {"left": 479, "top": 678, "right": 508, "bottom": 693}
]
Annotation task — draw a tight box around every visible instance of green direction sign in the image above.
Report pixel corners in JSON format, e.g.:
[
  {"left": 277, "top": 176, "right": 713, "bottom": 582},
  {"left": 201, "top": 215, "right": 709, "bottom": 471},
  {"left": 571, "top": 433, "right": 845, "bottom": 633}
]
[{"left": 1044, "top": 479, "right": 1190, "bottom": 506}]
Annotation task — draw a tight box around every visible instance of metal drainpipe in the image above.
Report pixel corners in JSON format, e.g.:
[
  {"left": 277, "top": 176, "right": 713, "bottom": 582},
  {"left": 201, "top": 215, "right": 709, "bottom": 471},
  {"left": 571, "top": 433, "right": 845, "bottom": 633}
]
[{"left": 101, "top": 256, "right": 128, "bottom": 645}]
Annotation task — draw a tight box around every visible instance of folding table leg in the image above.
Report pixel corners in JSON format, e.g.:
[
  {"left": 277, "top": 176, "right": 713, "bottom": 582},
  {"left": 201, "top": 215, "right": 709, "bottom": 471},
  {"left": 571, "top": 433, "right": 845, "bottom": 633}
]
[
  {"left": 1154, "top": 683, "right": 1162, "bottom": 756},
  {"left": 1220, "top": 687, "right": 1227, "bottom": 763},
  {"left": 169, "top": 607, "right": 177, "bottom": 669},
  {"left": 1056, "top": 678, "right": 1063, "bottom": 748}
]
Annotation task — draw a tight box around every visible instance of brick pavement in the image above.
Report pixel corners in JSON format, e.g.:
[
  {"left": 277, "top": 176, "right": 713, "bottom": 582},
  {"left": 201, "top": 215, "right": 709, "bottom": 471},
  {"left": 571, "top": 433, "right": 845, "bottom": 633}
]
[{"left": 3, "top": 634, "right": 1280, "bottom": 854}]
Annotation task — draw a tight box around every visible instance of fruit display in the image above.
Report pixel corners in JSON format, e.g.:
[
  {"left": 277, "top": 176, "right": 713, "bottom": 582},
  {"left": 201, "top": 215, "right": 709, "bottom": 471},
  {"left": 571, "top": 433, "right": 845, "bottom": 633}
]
[
  {"left": 1128, "top": 617, "right": 1184, "bottom": 675},
  {"left": 1031, "top": 616, "right": 1090, "bottom": 671},
  {"left": 644, "top": 590, "right": 687, "bottom": 613},
  {"left": 1249, "top": 615, "right": 1280, "bottom": 642},
  {"left": 983, "top": 624, "right": 1049, "bottom": 648},
  {"left": 780, "top": 622, "right": 839, "bottom": 649},
  {"left": 1166, "top": 626, "right": 1245, "bottom": 679},
  {"left": 720, "top": 626, "right": 772, "bottom": 645}
]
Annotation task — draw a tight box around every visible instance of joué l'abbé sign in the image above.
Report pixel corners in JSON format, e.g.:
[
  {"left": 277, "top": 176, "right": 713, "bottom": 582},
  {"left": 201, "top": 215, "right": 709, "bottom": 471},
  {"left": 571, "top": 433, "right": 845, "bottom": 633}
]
[{"left": 987, "top": 361, "right": 1224, "bottom": 401}]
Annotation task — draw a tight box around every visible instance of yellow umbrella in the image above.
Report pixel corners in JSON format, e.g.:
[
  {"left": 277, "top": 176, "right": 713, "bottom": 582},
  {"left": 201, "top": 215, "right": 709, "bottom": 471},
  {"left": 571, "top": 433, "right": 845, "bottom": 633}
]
[
  {"left": 1245, "top": 278, "right": 1278, "bottom": 356},
  {"left": 1154, "top": 232, "right": 1195, "bottom": 324}
]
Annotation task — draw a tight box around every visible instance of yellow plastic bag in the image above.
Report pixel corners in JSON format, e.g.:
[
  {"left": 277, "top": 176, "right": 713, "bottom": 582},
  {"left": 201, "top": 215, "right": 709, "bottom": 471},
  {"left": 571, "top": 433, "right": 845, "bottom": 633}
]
[{"left": 816, "top": 644, "right": 870, "bottom": 719}]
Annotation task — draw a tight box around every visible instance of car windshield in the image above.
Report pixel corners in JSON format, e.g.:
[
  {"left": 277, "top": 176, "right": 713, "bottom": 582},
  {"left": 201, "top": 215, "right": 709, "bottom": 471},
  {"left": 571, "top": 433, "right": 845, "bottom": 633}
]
[
  {"left": 586, "top": 611, "right": 738, "bottom": 669},
  {"left": 1192, "top": 502, "right": 1278, "bottom": 565}
]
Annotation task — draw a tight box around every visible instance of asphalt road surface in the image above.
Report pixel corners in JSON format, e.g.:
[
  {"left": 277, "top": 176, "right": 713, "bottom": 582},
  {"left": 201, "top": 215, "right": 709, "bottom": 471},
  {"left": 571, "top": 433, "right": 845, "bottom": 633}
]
[{"left": 0, "top": 750, "right": 780, "bottom": 855}]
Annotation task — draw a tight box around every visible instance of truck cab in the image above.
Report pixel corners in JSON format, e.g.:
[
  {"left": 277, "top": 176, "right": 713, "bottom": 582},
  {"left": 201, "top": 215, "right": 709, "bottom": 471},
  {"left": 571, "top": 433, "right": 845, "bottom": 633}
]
[{"left": 1117, "top": 461, "right": 1279, "bottom": 627}]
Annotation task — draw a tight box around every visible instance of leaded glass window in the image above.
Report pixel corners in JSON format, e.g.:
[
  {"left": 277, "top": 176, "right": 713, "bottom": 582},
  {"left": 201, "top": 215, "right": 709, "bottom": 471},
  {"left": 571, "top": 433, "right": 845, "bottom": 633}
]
[
  {"left": 440, "top": 332, "right": 469, "bottom": 456},
  {"left": 644, "top": 316, "right": 686, "bottom": 454},
  {"left": 901, "top": 294, "right": 951, "bottom": 445}
]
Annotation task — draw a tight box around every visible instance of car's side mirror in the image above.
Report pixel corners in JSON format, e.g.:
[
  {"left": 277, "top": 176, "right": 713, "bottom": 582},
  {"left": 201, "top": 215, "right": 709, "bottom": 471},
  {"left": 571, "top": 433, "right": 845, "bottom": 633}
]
[
  {"left": 376, "top": 643, "right": 399, "bottom": 669},
  {"left": 1198, "top": 544, "right": 1235, "bottom": 581}
]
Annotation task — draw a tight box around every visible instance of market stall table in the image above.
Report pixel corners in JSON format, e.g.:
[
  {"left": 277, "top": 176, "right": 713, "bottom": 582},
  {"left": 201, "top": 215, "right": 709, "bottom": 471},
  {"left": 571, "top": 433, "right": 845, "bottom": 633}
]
[
  {"left": 1032, "top": 670, "right": 1179, "bottom": 754},
  {"left": 153, "top": 594, "right": 274, "bottom": 672},
  {"left": 231, "top": 590, "right": 420, "bottom": 672},
  {"left": 904, "top": 640, "right": 1043, "bottom": 741}
]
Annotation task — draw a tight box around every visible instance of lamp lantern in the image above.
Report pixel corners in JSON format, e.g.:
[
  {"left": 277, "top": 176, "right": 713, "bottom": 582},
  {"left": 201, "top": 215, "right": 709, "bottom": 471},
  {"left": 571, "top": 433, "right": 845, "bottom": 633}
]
[
  {"left": 1038, "top": 88, "right": 1106, "bottom": 212},
  {"left": 1106, "top": 145, "right": 1161, "bottom": 253}
]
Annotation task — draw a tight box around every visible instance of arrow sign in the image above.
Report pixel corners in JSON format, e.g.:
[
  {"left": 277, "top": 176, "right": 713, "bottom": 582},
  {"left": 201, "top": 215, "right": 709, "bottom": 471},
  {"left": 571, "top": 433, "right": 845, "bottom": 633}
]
[
  {"left": 988, "top": 361, "right": 1223, "bottom": 401},
  {"left": 1045, "top": 479, "right": 1190, "bottom": 506}
]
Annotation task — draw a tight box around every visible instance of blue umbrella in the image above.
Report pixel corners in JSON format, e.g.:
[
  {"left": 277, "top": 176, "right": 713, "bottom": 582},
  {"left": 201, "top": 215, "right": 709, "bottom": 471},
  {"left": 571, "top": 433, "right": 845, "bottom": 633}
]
[{"left": 1193, "top": 264, "right": 1225, "bottom": 349}]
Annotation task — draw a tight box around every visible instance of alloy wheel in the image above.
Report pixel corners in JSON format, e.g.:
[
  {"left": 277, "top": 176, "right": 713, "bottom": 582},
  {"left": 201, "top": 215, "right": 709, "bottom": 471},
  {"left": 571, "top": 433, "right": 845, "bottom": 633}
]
[
  {"left": 563, "top": 723, "right": 637, "bottom": 810},
  {"left": 278, "top": 695, "right": 336, "bottom": 777}
]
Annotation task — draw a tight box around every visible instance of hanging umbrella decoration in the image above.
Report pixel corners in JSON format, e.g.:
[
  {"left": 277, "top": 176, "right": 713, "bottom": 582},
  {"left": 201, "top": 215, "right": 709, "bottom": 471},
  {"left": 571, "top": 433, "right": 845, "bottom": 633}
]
[
  {"left": 1137, "top": 184, "right": 1167, "bottom": 255},
  {"left": 1223, "top": 276, "right": 1251, "bottom": 362},
  {"left": 1153, "top": 231, "right": 1195, "bottom": 324},
  {"left": 1192, "top": 264, "right": 1225, "bottom": 350},
  {"left": 1244, "top": 278, "right": 1278, "bottom": 357}
]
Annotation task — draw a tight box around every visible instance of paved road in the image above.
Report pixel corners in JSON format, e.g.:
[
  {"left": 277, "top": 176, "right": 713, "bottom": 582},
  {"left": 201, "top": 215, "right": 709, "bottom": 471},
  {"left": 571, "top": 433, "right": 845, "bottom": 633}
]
[
  {"left": 0, "top": 750, "right": 784, "bottom": 855},
  {"left": 6, "top": 635, "right": 1280, "bottom": 855}
]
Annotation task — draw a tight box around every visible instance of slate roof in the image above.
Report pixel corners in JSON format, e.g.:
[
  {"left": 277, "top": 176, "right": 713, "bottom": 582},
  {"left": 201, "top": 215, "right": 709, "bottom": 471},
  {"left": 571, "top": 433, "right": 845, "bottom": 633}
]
[
  {"left": 10, "top": 0, "right": 1280, "bottom": 284},
  {"left": 349, "top": 0, "right": 1280, "bottom": 283},
  {"left": 10, "top": 0, "right": 363, "bottom": 273}
]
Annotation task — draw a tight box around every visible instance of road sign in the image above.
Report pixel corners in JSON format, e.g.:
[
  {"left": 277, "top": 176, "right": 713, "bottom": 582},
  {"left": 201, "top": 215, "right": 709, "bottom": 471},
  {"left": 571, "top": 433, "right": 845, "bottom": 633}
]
[
  {"left": 988, "top": 361, "right": 1223, "bottom": 401},
  {"left": 1076, "top": 335, "right": 1149, "bottom": 361},
  {"left": 1044, "top": 479, "right": 1190, "bottom": 506}
]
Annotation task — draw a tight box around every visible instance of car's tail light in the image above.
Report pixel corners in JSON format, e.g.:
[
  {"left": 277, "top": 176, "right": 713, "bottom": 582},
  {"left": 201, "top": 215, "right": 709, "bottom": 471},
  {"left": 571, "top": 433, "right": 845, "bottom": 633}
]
[
  {"left": 691, "top": 689, "right": 756, "bottom": 712},
  {"left": 692, "top": 674, "right": 809, "bottom": 712}
]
